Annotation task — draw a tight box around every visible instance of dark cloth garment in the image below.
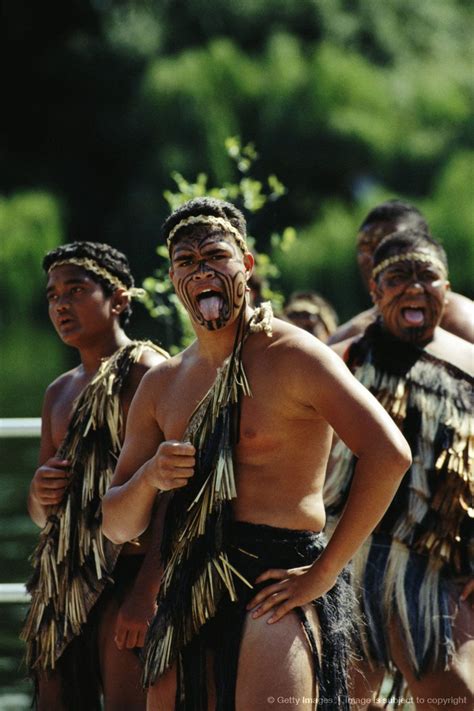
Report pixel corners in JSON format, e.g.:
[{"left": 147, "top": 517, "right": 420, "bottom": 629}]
[
  {"left": 174, "top": 521, "right": 355, "bottom": 711},
  {"left": 32, "top": 554, "right": 144, "bottom": 711}
]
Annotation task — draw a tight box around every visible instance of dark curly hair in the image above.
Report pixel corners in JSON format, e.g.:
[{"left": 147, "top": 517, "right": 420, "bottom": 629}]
[
  {"left": 43, "top": 241, "right": 135, "bottom": 326},
  {"left": 373, "top": 229, "right": 448, "bottom": 279},
  {"left": 162, "top": 197, "right": 247, "bottom": 254},
  {"left": 360, "top": 199, "right": 429, "bottom": 233}
]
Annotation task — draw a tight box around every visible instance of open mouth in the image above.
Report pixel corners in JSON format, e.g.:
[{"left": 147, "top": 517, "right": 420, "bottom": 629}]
[
  {"left": 401, "top": 307, "right": 425, "bottom": 326},
  {"left": 57, "top": 316, "right": 76, "bottom": 330},
  {"left": 196, "top": 289, "right": 224, "bottom": 321}
]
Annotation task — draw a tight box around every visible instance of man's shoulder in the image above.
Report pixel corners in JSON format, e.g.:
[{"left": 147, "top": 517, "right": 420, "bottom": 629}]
[
  {"left": 260, "top": 317, "right": 342, "bottom": 374},
  {"left": 326, "top": 307, "right": 376, "bottom": 346},
  {"left": 441, "top": 291, "right": 474, "bottom": 343},
  {"left": 129, "top": 341, "right": 169, "bottom": 375},
  {"left": 138, "top": 347, "right": 188, "bottom": 388},
  {"left": 427, "top": 328, "right": 474, "bottom": 378},
  {"left": 42, "top": 367, "right": 86, "bottom": 420},
  {"left": 267, "top": 316, "right": 326, "bottom": 352},
  {"left": 45, "top": 366, "right": 82, "bottom": 396}
]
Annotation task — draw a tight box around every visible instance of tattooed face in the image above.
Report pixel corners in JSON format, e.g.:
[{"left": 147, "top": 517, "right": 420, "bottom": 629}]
[
  {"left": 169, "top": 231, "right": 253, "bottom": 331},
  {"left": 371, "top": 249, "right": 449, "bottom": 345}
]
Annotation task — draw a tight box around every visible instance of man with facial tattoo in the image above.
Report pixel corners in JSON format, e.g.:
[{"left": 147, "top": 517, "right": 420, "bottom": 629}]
[
  {"left": 328, "top": 199, "right": 474, "bottom": 345},
  {"left": 326, "top": 230, "right": 474, "bottom": 711},
  {"left": 102, "top": 197, "right": 411, "bottom": 711}
]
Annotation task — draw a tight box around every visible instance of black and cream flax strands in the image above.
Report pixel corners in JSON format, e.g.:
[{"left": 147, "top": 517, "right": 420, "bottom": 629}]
[{"left": 21, "top": 341, "right": 168, "bottom": 671}]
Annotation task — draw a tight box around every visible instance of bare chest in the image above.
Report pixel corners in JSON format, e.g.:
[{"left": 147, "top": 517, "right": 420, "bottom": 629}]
[
  {"left": 158, "top": 364, "right": 314, "bottom": 459},
  {"left": 49, "top": 375, "right": 92, "bottom": 449}
]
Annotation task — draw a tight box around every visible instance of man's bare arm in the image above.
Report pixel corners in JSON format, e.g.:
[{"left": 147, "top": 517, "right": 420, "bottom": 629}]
[
  {"left": 27, "top": 386, "right": 70, "bottom": 528},
  {"left": 326, "top": 307, "right": 376, "bottom": 346},
  {"left": 102, "top": 369, "right": 195, "bottom": 544},
  {"left": 441, "top": 292, "right": 474, "bottom": 343},
  {"left": 249, "top": 339, "right": 411, "bottom": 621},
  {"left": 114, "top": 493, "right": 170, "bottom": 650}
]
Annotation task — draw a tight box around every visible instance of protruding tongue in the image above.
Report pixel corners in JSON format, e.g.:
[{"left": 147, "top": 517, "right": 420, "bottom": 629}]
[
  {"left": 198, "top": 295, "right": 223, "bottom": 321},
  {"left": 403, "top": 308, "right": 424, "bottom": 325}
]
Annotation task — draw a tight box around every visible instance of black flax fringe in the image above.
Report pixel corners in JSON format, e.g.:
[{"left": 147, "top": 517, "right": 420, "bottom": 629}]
[
  {"left": 21, "top": 341, "right": 168, "bottom": 677},
  {"left": 142, "top": 303, "right": 273, "bottom": 692}
]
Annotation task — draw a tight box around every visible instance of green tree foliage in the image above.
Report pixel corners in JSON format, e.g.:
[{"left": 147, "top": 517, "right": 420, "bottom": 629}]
[
  {"left": 0, "top": 192, "right": 63, "bottom": 324},
  {"left": 422, "top": 152, "right": 474, "bottom": 296},
  {"left": 1, "top": 0, "right": 473, "bottom": 354},
  {"left": 0, "top": 191, "right": 66, "bottom": 416}
]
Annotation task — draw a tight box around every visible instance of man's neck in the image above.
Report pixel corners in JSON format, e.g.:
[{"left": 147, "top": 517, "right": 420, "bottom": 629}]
[
  {"left": 193, "top": 305, "right": 254, "bottom": 369},
  {"left": 78, "top": 328, "right": 131, "bottom": 375}
]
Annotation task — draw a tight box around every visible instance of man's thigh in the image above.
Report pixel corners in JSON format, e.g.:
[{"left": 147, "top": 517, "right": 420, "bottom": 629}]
[
  {"left": 36, "top": 669, "right": 65, "bottom": 711},
  {"left": 98, "top": 595, "right": 146, "bottom": 711},
  {"left": 236, "top": 605, "right": 321, "bottom": 711},
  {"left": 146, "top": 666, "right": 176, "bottom": 711}
]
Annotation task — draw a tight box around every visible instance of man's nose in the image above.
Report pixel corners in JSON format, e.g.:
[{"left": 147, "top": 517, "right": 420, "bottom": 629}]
[
  {"left": 55, "top": 294, "right": 71, "bottom": 310},
  {"left": 193, "top": 261, "right": 214, "bottom": 279},
  {"left": 405, "top": 278, "right": 424, "bottom": 293}
]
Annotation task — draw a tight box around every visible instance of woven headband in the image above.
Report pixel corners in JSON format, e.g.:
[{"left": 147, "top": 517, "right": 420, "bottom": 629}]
[
  {"left": 372, "top": 252, "right": 447, "bottom": 280},
  {"left": 48, "top": 258, "right": 145, "bottom": 298},
  {"left": 166, "top": 215, "right": 248, "bottom": 253}
]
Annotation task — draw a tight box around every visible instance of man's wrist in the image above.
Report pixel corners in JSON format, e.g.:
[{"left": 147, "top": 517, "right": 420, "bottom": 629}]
[
  {"left": 141, "top": 458, "right": 161, "bottom": 492},
  {"left": 309, "top": 552, "right": 341, "bottom": 584}
]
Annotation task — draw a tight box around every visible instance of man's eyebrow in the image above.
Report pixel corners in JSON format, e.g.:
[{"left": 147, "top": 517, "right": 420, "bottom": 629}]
[
  {"left": 172, "top": 248, "right": 195, "bottom": 260},
  {"left": 199, "top": 239, "right": 235, "bottom": 255},
  {"left": 173, "top": 242, "right": 229, "bottom": 257},
  {"left": 201, "top": 241, "right": 231, "bottom": 251},
  {"left": 46, "top": 276, "right": 89, "bottom": 293}
]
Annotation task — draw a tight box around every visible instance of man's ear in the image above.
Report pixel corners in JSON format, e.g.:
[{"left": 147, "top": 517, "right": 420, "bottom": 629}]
[
  {"left": 169, "top": 266, "right": 175, "bottom": 281},
  {"left": 369, "top": 278, "right": 381, "bottom": 305},
  {"left": 444, "top": 279, "right": 451, "bottom": 303},
  {"left": 111, "top": 288, "right": 130, "bottom": 315},
  {"left": 243, "top": 251, "right": 255, "bottom": 279}
]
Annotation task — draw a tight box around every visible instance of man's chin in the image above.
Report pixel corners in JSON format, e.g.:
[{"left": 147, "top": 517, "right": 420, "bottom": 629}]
[
  {"left": 203, "top": 319, "right": 223, "bottom": 331},
  {"left": 398, "top": 325, "right": 432, "bottom": 346},
  {"left": 196, "top": 315, "right": 228, "bottom": 331}
]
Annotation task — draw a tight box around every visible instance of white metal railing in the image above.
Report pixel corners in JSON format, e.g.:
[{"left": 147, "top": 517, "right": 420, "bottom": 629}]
[
  {"left": 0, "top": 583, "right": 30, "bottom": 604},
  {"left": 0, "top": 418, "right": 41, "bottom": 438},
  {"left": 1, "top": 418, "right": 40, "bottom": 603}
]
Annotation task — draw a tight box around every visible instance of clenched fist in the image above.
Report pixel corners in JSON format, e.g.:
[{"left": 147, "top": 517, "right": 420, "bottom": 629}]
[
  {"left": 145, "top": 440, "right": 196, "bottom": 491},
  {"left": 30, "top": 457, "right": 70, "bottom": 506}
]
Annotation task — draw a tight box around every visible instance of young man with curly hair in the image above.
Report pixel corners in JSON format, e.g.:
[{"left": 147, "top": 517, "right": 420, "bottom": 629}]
[{"left": 22, "top": 241, "right": 168, "bottom": 710}]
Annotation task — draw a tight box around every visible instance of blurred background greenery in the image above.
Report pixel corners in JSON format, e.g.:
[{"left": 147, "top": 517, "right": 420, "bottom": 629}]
[{"left": 0, "top": 0, "right": 473, "bottom": 704}]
